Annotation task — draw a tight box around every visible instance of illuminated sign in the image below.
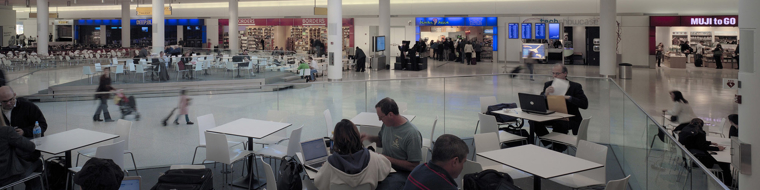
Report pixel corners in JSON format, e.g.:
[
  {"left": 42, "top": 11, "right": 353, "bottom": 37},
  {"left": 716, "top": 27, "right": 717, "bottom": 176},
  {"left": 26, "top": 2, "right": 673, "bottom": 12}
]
[
  {"left": 508, "top": 23, "right": 519, "bottom": 39},
  {"left": 136, "top": 7, "right": 172, "bottom": 16},
  {"left": 135, "top": 19, "right": 152, "bottom": 25},
  {"left": 684, "top": 16, "right": 737, "bottom": 26},
  {"left": 302, "top": 18, "right": 327, "bottom": 26},
  {"left": 415, "top": 17, "right": 497, "bottom": 26}
]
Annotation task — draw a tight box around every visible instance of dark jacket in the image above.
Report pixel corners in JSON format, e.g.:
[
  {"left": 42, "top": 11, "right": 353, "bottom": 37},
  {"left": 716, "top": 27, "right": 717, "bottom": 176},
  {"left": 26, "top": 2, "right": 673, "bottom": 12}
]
[
  {"left": 96, "top": 75, "right": 114, "bottom": 100},
  {"left": 679, "top": 125, "right": 719, "bottom": 152},
  {"left": 403, "top": 162, "right": 457, "bottom": 190},
  {"left": 0, "top": 126, "right": 37, "bottom": 180},
  {"left": 137, "top": 49, "right": 149, "bottom": 58},
  {"left": 680, "top": 43, "right": 691, "bottom": 53},
  {"left": 355, "top": 48, "right": 366, "bottom": 61},
  {"left": 3, "top": 98, "right": 48, "bottom": 139},
  {"left": 541, "top": 79, "right": 589, "bottom": 133}
]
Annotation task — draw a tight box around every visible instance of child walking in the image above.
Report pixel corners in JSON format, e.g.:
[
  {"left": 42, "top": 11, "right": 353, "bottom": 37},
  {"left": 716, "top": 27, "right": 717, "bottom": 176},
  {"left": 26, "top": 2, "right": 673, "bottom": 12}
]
[{"left": 174, "top": 90, "right": 194, "bottom": 125}]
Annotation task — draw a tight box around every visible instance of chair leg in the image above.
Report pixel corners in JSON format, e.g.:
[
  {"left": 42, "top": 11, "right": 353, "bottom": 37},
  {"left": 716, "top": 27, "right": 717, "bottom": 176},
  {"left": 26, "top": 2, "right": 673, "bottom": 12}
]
[
  {"left": 191, "top": 146, "right": 201, "bottom": 165},
  {"left": 128, "top": 152, "right": 138, "bottom": 175}
]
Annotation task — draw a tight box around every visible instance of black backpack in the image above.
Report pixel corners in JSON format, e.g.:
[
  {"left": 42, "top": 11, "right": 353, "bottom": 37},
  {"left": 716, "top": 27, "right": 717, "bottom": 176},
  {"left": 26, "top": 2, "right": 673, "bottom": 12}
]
[
  {"left": 486, "top": 103, "right": 519, "bottom": 123},
  {"left": 277, "top": 156, "right": 303, "bottom": 190},
  {"left": 463, "top": 169, "right": 522, "bottom": 190},
  {"left": 151, "top": 168, "right": 213, "bottom": 190}
]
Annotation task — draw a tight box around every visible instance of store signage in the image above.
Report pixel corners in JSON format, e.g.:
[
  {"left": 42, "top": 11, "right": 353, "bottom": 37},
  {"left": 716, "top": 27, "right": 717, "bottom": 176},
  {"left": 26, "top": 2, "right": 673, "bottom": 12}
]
[
  {"left": 530, "top": 17, "right": 599, "bottom": 26},
  {"left": 239, "top": 18, "right": 257, "bottom": 25},
  {"left": 416, "top": 17, "right": 497, "bottom": 26},
  {"left": 29, "top": 13, "right": 58, "bottom": 18},
  {"left": 136, "top": 7, "right": 172, "bottom": 16},
  {"left": 683, "top": 16, "right": 737, "bottom": 26},
  {"left": 723, "top": 78, "right": 739, "bottom": 90},
  {"left": 302, "top": 18, "right": 327, "bottom": 26},
  {"left": 53, "top": 20, "right": 73, "bottom": 25},
  {"left": 135, "top": 19, "right": 153, "bottom": 25}
]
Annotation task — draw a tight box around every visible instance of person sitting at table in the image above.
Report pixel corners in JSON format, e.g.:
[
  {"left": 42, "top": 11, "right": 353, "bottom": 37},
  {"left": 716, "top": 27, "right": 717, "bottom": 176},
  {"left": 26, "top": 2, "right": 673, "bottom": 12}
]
[
  {"left": 0, "top": 115, "right": 43, "bottom": 190},
  {"left": 664, "top": 91, "right": 697, "bottom": 132},
  {"left": 728, "top": 114, "right": 738, "bottom": 138},
  {"left": 0, "top": 86, "right": 48, "bottom": 138},
  {"left": 403, "top": 134, "right": 468, "bottom": 190},
  {"left": 296, "top": 60, "right": 311, "bottom": 82},
  {"left": 308, "top": 57, "right": 318, "bottom": 82},
  {"left": 532, "top": 64, "right": 588, "bottom": 152},
  {"left": 314, "top": 119, "right": 392, "bottom": 190},
  {"left": 678, "top": 118, "right": 733, "bottom": 186},
  {"left": 361, "top": 97, "right": 423, "bottom": 190}
]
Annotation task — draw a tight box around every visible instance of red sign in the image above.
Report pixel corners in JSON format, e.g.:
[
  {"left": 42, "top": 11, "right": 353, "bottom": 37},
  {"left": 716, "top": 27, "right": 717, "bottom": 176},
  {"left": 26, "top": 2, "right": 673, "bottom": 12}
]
[
  {"left": 239, "top": 18, "right": 257, "bottom": 25},
  {"left": 681, "top": 16, "right": 738, "bottom": 26},
  {"left": 301, "top": 18, "right": 327, "bottom": 26}
]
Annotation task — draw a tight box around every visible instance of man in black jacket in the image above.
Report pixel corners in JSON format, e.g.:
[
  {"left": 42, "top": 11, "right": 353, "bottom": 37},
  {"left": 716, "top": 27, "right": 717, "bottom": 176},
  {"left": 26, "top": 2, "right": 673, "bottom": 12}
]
[
  {"left": 0, "top": 86, "right": 48, "bottom": 139},
  {"left": 355, "top": 47, "right": 367, "bottom": 72},
  {"left": 530, "top": 65, "right": 588, "bottom": 151},
  {"left": 0, "top": 125, "right": 42, "bottom": 190}
]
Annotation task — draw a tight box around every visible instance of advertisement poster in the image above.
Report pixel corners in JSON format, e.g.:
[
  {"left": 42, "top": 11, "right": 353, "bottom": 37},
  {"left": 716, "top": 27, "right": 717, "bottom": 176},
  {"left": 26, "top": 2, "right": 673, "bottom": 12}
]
[{"left": 548, "top": 23, "right": 561, "bottom": 39}]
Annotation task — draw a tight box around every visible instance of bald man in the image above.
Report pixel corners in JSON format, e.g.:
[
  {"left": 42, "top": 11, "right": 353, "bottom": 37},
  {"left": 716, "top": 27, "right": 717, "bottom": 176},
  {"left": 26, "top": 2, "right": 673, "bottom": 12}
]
[{"left": 0, "top": 86, "right": 47, "bottom": 139}]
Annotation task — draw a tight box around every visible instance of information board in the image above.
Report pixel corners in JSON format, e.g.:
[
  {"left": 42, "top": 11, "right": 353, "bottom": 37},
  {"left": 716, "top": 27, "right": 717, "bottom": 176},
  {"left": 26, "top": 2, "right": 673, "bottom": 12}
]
[
  {"left": 508, "top": 23, "right": 519, "bottom": 39},
  {"left": 535, "top": 23, "right": 546, "bottom": 39},
  {"left": 521, "top": 23, "right": 532, "bottom": 39},
  {"left": 548, "top": 23, "right": 561, "bottom": 39}
]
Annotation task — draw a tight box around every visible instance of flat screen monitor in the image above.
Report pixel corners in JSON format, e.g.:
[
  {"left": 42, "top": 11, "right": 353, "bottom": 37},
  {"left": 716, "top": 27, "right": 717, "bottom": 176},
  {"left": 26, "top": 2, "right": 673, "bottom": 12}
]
[
  {"left": 548, "top": 23, "right": 561, "bottom": 39},
  {"left": 196, "top": 26, "right": 201, "bottom": 30},
  {"left": 522, "top": 43, "right": 547, "bottom": 59},
  {"left": 141, "top": 27, "right": 149, "bottom": 32},
  {"left": 534, "top": 23, "right": 546, "bottom": 39},
  {"left": 521, "top": 23, "right": 532, "bottom": 39},
  {"left": 508, "top": 23, "right": 519, "bottom": 39},
  {"left": 375, "top": 36, "right": 386, "bottom": 52},
  {"left": 94, "top": 27, "right": 101, "bottom": 30}
]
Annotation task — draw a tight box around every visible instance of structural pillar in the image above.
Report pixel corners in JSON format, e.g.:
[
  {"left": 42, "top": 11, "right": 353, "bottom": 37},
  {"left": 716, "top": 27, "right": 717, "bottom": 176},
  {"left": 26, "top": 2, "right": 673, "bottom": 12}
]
[
  {"left": 327, "top": 0, "right": 343, "bottom": 81},
  {"left": 379, "top": 0, "right": 390, "bottom": 67},
  {"left": 599, "top": 0, "right": 616, "bottom": 76},
  {"left": 121, "top": 0, "right": 130, "bottom": 48},
  {"left": 152, "top": 0, "right": 165, "bottom": 54},
  {"left": 36, "top": 0, "right": 48, "bottom": 55},
  {"left": 738, "top": 0, "right": 759, "bottom": 189},
  {"left": 229, "top": 0, "right": 239, "bottom": 54}
]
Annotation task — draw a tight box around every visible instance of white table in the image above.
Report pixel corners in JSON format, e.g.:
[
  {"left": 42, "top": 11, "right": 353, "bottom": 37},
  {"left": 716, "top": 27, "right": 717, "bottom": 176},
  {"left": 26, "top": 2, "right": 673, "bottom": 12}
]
[
  {"left": 350, "top": 112, "right": 416, "bottom": 127},
  {"left": 207, "top": 118, "right": 292, "bottom": 189},
  {"left": 706, "top": 136, "right": 731, "bottom": 163},
  {"left": 36, "top": 128, "right": 119, "bottom": 169},
  {"left": 478, "top": 145, "right": 603, "bottom": 189},
  {"left": 492, "top": 108, "right": 574, "bottom": 145}
]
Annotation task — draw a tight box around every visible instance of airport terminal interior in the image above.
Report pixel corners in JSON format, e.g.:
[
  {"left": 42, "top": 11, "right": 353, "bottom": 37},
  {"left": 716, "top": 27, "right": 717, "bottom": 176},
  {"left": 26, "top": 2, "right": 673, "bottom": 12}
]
[{"left": 0, "top": 0, "right": 756, "bottom": 190}]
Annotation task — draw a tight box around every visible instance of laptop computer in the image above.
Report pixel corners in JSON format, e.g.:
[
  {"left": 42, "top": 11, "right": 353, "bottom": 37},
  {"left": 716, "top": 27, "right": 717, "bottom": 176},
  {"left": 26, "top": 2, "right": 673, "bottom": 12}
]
[
  {"left": 518, "top": 93, "right": 555, "bottom": 115},
  {"left": 119, "top": 176, "right": 141, "bottom": 190},
  {"left": 300, "top": 138, "right": 329, "bottom": 171}
]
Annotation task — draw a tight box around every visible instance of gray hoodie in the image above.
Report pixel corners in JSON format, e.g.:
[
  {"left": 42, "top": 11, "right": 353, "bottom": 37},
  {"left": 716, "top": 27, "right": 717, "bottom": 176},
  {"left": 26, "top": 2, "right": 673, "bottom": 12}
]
[{"left": 327, "top": 148, "right": 371, "bottom": 174}]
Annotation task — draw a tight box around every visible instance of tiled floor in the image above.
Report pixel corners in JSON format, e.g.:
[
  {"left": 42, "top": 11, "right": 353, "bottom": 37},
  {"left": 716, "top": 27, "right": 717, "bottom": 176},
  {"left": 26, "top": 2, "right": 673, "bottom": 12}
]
[{"left": 6, "top": 58, "right": 737, "bottom": 189}]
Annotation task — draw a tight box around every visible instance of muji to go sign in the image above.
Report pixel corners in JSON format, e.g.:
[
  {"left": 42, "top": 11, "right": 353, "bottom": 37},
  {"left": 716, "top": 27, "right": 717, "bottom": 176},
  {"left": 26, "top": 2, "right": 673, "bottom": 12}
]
[
  {"left": 723, "top": 78, "right": 739, "bottom": 90},
  {"left": 683, "top": 16, "right": 738, "bottom": 26}
]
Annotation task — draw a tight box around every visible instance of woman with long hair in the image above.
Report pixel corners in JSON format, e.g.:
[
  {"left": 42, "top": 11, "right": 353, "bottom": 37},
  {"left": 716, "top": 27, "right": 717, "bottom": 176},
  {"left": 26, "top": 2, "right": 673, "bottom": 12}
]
[
  {"left": 314, "top": 119, "right": 391, "bottom": 190},
  {"left": 664, "top": 90, "right": 696, "bottom": 129}
]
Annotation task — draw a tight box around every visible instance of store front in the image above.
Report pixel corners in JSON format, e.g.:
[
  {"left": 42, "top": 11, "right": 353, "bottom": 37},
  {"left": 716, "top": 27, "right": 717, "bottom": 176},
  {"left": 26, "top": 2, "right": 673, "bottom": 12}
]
[
  {"left": 51, "top": 19, "right": 74, "bottom": 42},
  {"left": 651, "top": 16, "right": 739, "bottom": 69},
  {"left": 75, "top": 19, "right": 205, "bottom": 47},
  {"left": 415, "top": 17, "right": 498, "bottom": 59},
  {"left": 218, "top": 18, "right": 354, "bottom": 52}
]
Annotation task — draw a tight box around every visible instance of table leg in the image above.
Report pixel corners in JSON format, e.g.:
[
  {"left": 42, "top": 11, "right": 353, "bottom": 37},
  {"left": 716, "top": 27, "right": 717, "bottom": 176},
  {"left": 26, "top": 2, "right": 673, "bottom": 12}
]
[
  {"left": 236, "top": 65, "right": 243, "bottom": 77},
  {"left": 65, "top": 150, "right": 74, "bottom": 190},
  {"left": 231, "top": 137, "right": 265, "bottom": 189},
  {"left": 534, "top": 176, "right": 542, "bottom": 190},
  {"left": 529, "top": 120, "right": 537, "bottom": 145}
]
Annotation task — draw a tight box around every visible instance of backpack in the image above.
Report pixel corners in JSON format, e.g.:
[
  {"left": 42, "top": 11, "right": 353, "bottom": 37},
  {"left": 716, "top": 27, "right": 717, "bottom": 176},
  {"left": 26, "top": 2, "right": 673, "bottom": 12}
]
[
  {"left": 44, "top": 157, "right": 69, "bottom": 190},
  {"left": 463, "top": 169, "right": 522, "bottom": 190},
  {"left": 277, "top": 156, "right": 303, "bottom": 190},
  {"left": 486, "top": 103, "right": 519, "bottom": 123},
  {"left": 151, "top": 168, "right": 213, "bottom": 190}
]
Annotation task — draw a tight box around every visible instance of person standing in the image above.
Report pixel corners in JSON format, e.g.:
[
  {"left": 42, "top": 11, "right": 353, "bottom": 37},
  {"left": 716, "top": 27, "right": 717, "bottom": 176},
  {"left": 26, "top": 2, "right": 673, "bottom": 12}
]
[
  {"left": 260, "top": 39, "right": 266, "bottom": 50},
  {"left": 355, "top": 47, "right": 366, "bottom": 72},
  {"left": 173, "top": 90, "right": 194, "bottom": 125},
  {"left": 94, "top": 68, "right": 115, "bottom": 122},
  {"left": 464, "top": 42, "right": 474, "bottom": 65},
  {"left": 474, "top": 40, "right": 482, "bottom": 62},
  {"left": 398, "top": 41, "right": 410, "bottom": 70},
  {"left": 656, "top": 43, "right": 664, "bottom": 67},
  {"left": 694, "top": 41, "right": 708, "bottom": 67},
  {"left": 713, "top": 44, "right": 724, "bottom": 69},
  {"left": 430, "top": 40, "right": 438, "bottom": 60},
  {"left": 735, "top": 43, "right": 739, "bottom": 69},
  {"left": 680, "top": 41, "right": 692, "bottom": 64},
  {"left": 49, "top": 33, "right": 53, "bottom": 42}
]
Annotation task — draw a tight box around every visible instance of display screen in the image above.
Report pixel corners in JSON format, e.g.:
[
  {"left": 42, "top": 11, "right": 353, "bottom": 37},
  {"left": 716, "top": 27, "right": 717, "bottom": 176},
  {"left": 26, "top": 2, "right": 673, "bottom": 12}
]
[
  {"left": 522, "top": 43, "right": 546, "bottom": 59},
  {"left": 508, "top": 23, "right": 519, "bottom": 39},
  {"left": 375, "top": 36, "right": 386, "bottom": 52},
  {"left": 94, "top": 27, "right": 100, "bottom": 30},
  {"left": 534, "top": 23, "right": 546, "bottom": 39},
  {"left": 195, "top": 26, "right": 200, "bottom": 30},
  {"left": 141, "top": 27, "right": 148, "bottom": 32},
  {"left": 548, "top": 23, "right": 561, "bottom": 39},
  {"left": 521, "top": 23, "right": 532, "bottom": 39}
]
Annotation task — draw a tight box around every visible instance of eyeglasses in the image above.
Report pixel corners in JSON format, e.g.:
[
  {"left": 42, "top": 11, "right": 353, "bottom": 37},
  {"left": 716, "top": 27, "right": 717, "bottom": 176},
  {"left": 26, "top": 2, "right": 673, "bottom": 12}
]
[
  {"left": 552, "top": 72, "right": 565, "bottom": 76},
  {"left": 1, "top": 96, "right": 15, "bottom": 104}
]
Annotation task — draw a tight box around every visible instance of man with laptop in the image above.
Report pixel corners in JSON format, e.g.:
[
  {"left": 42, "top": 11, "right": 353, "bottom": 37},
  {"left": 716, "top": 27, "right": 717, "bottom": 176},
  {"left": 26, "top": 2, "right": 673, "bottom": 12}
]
[
  {"left": 361, "top": 97, "right": 424, "bottom": 190},
  {"left": 529, "top": 64, "right": 588, "bottom": 151}
]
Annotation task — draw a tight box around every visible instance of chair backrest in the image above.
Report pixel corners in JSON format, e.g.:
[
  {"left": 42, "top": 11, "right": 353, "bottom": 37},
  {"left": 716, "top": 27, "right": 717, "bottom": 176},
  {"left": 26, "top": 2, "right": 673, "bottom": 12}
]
[
  {"left": 473, "top": 132, "right": 500, "bottom": 154},
  {"left": 83, "top": 66, "right": 93, "bottom": 75},
  {"left": 95, "top": 140, "right": 127, "bottom": 170},
  {"left": 197, "top": 114, "right": 216, "bottom": 146},
  {"left": 576, "top": 140, "right": 608, "bottom": 182},
  {"left": 480, "top": 96, "right": 497, "bottom": 113},
  {"left": 603, "top": 175, "right": 630, "bottom": 190},
  {"left": 112, "top": 58, "right": 118, "bottom": 64},
  {"left": 285, "top": 127, "right": 304, "bottom": 157},
  {"left": 478, "top": 113, "right": 498, "bottom": 134},
  {"left": 114, "top": 119, "right": 132, "bottom": 150},
  {"left": 95, "top": 63, "right": 103, "bottom": 72},
  {"left": 225, "top": 62, "right": 235, "bottom": 70},
  {"left": 421, "top": 146, "right": 429, "bottom": 162},
  {"left": 323, "top": 109, "right": 333, "bottom": 136},
  {"left": 194, "top": 62, "right": 204, "bottom": 71},
  {"left": 330, "top": 183, "right": 371, "bottom": 190},
  {"left": 115, "top": 65, "right": 124, "bottom": 74},
  {"left": 430, "top": 116, "right": 438, "bottom": 145},
  {"left": 135, "top": 65, "right": 145, "bottom": 74},
  {"left": 577, "top": 116, "right": 592, "bottom": 144},
  {"left": 128, "top": 62, "right": 136, "bottom": 71},
  {"left": 205, "top": 132, "right": 233, "bottom": 164},
  {"left": 261, "top": 157, "right": 278, "bottom": 190},
  {"left": 457, "top": 160, "right": 483, "bottom": 187}
]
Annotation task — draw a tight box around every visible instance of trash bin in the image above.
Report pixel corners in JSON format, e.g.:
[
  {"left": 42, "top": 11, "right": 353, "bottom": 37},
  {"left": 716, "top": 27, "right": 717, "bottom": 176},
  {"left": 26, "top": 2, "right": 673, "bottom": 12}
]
[{"left": 619, "top": 63, "right": 632, "bottom": 79}]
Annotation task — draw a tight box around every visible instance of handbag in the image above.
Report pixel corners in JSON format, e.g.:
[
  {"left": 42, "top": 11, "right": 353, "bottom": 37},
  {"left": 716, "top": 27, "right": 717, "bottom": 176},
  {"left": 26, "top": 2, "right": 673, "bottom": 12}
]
[{"left": 670, "top": 115, "right": 678, "bottom": 122}]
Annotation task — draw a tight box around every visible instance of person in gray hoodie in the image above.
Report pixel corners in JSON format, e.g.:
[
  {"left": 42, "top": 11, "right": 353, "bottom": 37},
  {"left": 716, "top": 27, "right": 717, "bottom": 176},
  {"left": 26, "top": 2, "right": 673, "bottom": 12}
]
[{"left": 315, "top": 119, "right": 392, "bottom": 190}]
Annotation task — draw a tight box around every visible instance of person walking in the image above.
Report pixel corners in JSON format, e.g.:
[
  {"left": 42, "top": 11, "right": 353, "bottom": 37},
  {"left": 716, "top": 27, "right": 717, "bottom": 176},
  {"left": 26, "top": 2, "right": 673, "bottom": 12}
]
[
  {"left": 713, "top": 44, "right": 724, "bottom": 69},
  {"left": 94, "top": 68, "right": 115, "bottom": 122},
  {"left": 173, "top": 90, "right": 194, "bottom": 125},
  {"left": 464, "top": 42, "right": 474, "bottom": 65},
  {"left": 656, "top": 43, "right": 664, "bottom": 67},
  {"left": 525, "top": 51, "right": 537, "bottom": 80}
]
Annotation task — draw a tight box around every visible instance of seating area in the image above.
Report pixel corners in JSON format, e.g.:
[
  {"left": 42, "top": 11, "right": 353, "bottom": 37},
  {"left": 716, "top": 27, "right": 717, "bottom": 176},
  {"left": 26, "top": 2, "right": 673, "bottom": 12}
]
[{"left": 0, "top": 48, "right": 139, "bottom": 71}]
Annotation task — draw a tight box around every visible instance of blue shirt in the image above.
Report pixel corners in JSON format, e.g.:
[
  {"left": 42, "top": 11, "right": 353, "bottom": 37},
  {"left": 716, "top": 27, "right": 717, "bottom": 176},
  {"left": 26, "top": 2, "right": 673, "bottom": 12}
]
[{"left": 403, "top": 162, "right": 457, "bottom": 190}]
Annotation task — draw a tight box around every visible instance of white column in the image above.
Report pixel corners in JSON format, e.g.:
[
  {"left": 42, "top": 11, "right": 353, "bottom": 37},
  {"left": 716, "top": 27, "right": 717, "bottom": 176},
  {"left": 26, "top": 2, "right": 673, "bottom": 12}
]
[
  {"left": 121, "top": 0, "right": 130, "bottom": 48},
  {"left": 738, "top": 0, "right": 759, "bottom": 189},
  {"left": 36, "top": 0, "right": 48, "bottom": 56},
  {"left": 177, "top": 25, "right": 183, "bottom": 45},
  {"left": 152, "top": 0, "right": 165, "bottom": 54},
  {"left": 379, "top": 0, "right": 390, "bottom": 66},
  {"left": 229, "top": 0, "right": 239, "bottom": 54},
  {"left": 327, "top": 0, "right": 343, "bottom": 81},
  {"left": 99, "top": 25, "right": 106, "bottom": 45},
  {"left": 599, "top": 0, "right": 616, "bottom": 76}
]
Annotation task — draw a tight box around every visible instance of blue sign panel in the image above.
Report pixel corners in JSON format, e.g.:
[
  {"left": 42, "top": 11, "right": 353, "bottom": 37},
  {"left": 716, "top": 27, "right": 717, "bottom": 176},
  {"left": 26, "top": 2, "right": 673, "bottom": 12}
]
[
  {"left": 508, "top": 23, "right": 519, "bottom": 39},
  {"left": 416, "top": 17, "right": 498, "bottom": 26},
  {"left": 535, "top": 23, "right": 546, "bottom": 39},
  {"left": 492, "top": 27, "right": 498, "bottom": 51},
  {"left": 548, "top": 23, "right": 561, "bottom": 39},
  {"left": 521, "top": 23, "right": 532, "bottom": 39},
  {"left": 80, "top": 19, "right": 202, "bottom": 26}
]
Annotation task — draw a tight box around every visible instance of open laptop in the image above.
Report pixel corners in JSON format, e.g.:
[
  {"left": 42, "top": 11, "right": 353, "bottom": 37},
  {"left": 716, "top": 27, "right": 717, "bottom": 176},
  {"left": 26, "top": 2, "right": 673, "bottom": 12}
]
[
  {"left": 119, "top": 176, "right": 141, "bottom": 190},
  {"left": 300, "top": 138, "right": 329, "bottom": 171},
  {"left": 518, "top": 93, "right": 555, "bottom": 115}
]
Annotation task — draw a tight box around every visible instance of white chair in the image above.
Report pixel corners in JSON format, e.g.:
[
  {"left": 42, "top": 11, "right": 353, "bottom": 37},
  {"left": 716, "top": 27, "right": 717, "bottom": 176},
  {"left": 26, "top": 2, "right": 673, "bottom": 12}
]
[
  {"left": 203, "top": 132, "right": 254, "bottom": 189},
  {"left": 472, "top": 132, "right": 531, "bottom": 179},
  {"left": 114, "top": 65, "right": 125, "bottom": 81},
  {"left": 250, "top": 110, "right": 290, "bottom": 146},
  {"left": 83, "top": 66, "right": 95, "bottom": 84},
  {"left": 261, "top": 157, "right": 278, "bottom": 190},
  {"left": 255, "top": 126, "right": 303, "bottom": 160},
  {"left": 324, "top": 109, "right": 333, "bottom": 136},
  {"left": 94, "top": 63, "right": 103, "bottom": 74},
  {"left": 604, "top": 175, "right": 630, "bottom": 190},
  {"left": 175, "top": 62, "right": 189, "bottom": 81},
  {"left": 225, "top": 62, "right": 238, "bottom": 78},
  {"left": 299, "top": 69, "right": 311, "bottom": 79},
  {"left": 539, "top": 116, "right": 592, "bottom": 149},
  {"left": 66, "top": 140, "right": 127, "bottom": 189},
  {"left": 422, "top": 116, "right": 438, "bottom": 149},
  {"left": 478, "top": 113, "right": 527, "bottom": 144},
  {"left": 75, "top": 120, "right": 139, "bottom": 175},
  {"left": 456, "top": 160, "right": 483, "bottom": 188},
  {"left": 549, "top": 140, "right": 608, "bottom": 189},
  {"left": 193, "top": 61, "right": 204, "bottom": 77},
  {"left": 331, "top": 183, "right": 372, "bottom": 190},
  {"left": 191, "top": 114, "right": 246, "bottom": 165},
  {"left": 709, "top": 117, "right": 729, "bottom": 137},
  {"left": 112, "top": 58, "right": 118, "bottom": 65},
  {"left": 240, "top": 61, "right": 255, "bottom": 77},
  {"left": 135, "top": 65, "right": 146, "bottom": 83}
]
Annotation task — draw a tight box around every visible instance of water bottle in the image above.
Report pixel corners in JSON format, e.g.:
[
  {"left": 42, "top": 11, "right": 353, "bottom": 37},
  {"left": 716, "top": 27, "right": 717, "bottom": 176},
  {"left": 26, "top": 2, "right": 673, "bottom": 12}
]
[{"left": 33, "top": 121, "right": 41, "bottom": 146}]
